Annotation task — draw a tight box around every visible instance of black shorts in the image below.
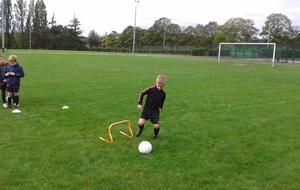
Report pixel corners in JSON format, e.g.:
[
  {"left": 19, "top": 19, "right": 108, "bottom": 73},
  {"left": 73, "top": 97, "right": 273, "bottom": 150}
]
[
  {"left": 140, "top": 110, "right": 160, "bottom": 124},
  {"left": 7, "top": 86, "right": 19, "bottom": 93}
]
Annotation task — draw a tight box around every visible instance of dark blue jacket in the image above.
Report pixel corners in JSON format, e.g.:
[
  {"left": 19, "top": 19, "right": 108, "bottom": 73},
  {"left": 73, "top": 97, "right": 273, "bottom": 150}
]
[{"left": 4, "top": 62, "right": 25, "bottom": 87}]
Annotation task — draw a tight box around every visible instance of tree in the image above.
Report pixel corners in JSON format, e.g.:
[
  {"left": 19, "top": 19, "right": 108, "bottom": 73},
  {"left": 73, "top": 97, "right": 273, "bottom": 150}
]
[
  {"left": 49, "top": 13, "right": 56, "bottom": 27},
  {"left": 67, "top": 15, "right": 86, "bottom": 50},
  {"left": 24, "top": 0, "right": 35, "bottom": 49},
  {"left": 107, "top": 31, "right": 119, "bottom": 47},
  {"left": 194, "top": 22, "right": 220, "bottom": 48},
  {"left": 3, "top": 0, "right": 14, "bottom": 49},
  {"left": 32, "top": 0, "right": 48, "bottom": 49},
  {"left": 143, "top": 29, "right": 160, "bottom": 46},
  {"left": 193, "top": 24, "right": 204, "bottom": 35},
  {"left": 180, "top": 26, "right": 195, "bottom": 46},
  {"left": 118, "top": 26, "right": 145, "bottom": 49},
  {"left": 202, "top": 21, "right": 220, "bottom": 48},
  {"left": 101, "top": 31, "right": 119, "bottom": 48},
  {"left": 214, "top": 17, "right": 259, "bottom": 43},
  {"left": 290, "top": 26, "right": 300, "bottom": 44},
  {"left": 118, "top": 26, "right": 134, "bottom": 48},
  {"left": 3, "top": 0, "right": 300, "bottom": 52},
  {"left": 88, "top": 30, "right": 100, "bottom": 48},
  {"left": 165, "top": 23, "right": 181, "bottom": 46},
  {"left": 48, "top": 24, "right": 64, "bottom": 50},
  {"left": 193, "top": 24, "right": 205, "bottom": 47},
  {"left": 68, "top": 14, "right": 83, "bottom": 36},
  {"left": 144, "top": 17, "right": 171, "bottom": 47},
  {"left": 261, "top": 13, "right": 293, "bottom": 44},
  {"left": 14, "top": 0, "right": 27, "bottom": 48}
]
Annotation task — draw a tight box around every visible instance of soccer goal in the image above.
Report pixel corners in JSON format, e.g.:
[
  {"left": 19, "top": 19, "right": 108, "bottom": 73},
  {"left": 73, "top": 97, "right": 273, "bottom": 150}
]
[{"left": 218, "top": 43, "right": 276, "bottom": 66}]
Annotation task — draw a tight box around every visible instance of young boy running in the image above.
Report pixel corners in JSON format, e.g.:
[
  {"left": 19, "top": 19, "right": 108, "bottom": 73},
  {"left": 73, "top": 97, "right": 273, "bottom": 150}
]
[{"left": 136, "top": 75, "right": 167, "bottom": 140}]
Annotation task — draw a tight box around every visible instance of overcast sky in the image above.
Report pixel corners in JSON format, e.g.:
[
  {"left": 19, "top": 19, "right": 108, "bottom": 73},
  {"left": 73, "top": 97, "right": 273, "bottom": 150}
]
[{"left": 43, "top": 0, "right": 300, "bottom": 37}]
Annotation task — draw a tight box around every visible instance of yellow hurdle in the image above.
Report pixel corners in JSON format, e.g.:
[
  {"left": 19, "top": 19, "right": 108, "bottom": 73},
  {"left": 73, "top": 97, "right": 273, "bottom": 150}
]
[{"left": 99, "top": 120, "right": 133, "bottom": 143}]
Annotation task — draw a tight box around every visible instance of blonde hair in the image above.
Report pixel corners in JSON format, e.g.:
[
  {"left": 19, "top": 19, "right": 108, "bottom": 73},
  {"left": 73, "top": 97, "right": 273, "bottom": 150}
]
[
  {"left": 156, "top": 75, "right": 167, "bottom": 85},
  {"left": 8, "top": 55, "right": 17, "bottom": 64}
]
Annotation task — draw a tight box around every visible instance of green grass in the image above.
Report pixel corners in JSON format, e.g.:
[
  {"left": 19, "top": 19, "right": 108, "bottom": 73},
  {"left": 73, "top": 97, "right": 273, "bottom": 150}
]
[{"left": 0, "top": 52, "right": 299, "bottom": 189}]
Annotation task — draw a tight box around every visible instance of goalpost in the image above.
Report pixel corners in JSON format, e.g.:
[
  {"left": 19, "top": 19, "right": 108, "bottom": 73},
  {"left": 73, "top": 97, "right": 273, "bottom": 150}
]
[{"left": 218, "top": 43, "right": 277, "bottom": 67}]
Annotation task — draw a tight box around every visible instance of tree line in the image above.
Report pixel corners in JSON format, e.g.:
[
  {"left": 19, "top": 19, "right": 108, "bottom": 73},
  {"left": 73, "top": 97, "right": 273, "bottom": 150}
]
[
  {"left": 1, "top": 0, "right": 85, "bottom": 51},
  {"left": 1, "top": 0, "right": 300, "bottom": 54}
]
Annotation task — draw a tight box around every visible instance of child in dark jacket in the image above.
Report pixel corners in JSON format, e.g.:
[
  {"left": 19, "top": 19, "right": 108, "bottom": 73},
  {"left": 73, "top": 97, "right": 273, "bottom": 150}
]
[
  {"left": 4, "top": 55, "right": 25, "bottom": 108},
  {"left": 0, "top": 54, "right": 8, "bottom": 107}
]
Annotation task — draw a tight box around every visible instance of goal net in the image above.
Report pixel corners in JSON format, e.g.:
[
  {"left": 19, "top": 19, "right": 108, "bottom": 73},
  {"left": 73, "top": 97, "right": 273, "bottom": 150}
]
[{"left": 218, "top": 43, "right": 276, "bottom": 66}]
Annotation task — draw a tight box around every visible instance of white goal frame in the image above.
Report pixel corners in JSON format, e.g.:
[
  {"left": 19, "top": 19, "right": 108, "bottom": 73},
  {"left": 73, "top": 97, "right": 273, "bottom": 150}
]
[{"left": 218, "top": 43, "right": 277, "bottom": 66}]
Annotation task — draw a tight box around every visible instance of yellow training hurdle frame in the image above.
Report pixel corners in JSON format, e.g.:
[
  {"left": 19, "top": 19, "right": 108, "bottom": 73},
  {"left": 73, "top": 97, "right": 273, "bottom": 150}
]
[{"left": 99, "top": 120, "right": 133, "bottom": 143}]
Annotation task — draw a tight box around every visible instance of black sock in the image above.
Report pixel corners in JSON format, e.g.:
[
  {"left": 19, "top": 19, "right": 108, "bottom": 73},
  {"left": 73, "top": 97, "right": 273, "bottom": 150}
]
[
  {"left": 8, "top": 97, "right": 12, "bottom": 105},
  {"left": 154, "top": 128, "right": 160, "bottom": 136},
  {"left": 138, "top": 124, "right": 144, "bottom": 130},
  {"left": 1, "top": 91, "right": 5, "bottom": 103},
  {"left": 13, "top": 95, "right": 19, "bottom": 105}
]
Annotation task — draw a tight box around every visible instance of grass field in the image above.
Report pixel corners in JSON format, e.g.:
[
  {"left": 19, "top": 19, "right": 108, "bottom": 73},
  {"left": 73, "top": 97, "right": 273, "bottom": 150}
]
[{"left": 0, "top": 52, "right": 299, "bottom": 189}]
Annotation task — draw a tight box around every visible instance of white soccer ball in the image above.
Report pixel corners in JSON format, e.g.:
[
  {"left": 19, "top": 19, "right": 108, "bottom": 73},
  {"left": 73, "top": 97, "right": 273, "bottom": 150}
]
[{"left": 138, "top": 141, "right": 152, "bottom": 154}]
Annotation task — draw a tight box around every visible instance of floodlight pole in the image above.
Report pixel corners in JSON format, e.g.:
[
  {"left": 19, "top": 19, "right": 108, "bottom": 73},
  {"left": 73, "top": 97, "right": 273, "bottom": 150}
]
[
  {"left": 1, "top": 0, "right": 5, "bottom": 53},
  {"left": 132, "top": 0, "right": 139, "bottom": 56},
  {"left": 29, "top": 24, "right": 31, "bottom": 50}
]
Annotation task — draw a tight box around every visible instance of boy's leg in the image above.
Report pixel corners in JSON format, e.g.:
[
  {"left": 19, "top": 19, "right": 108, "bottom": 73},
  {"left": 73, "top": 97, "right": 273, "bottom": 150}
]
[
  {"left": 153, "top": 124, "right": 160, "bottom": 140},
  {"left": 7, "top": 92, "right": 12, "bottom": 108},
  {"left": 1, "top": 86, "right": 7, "bottom": 108},
  {"left": 136, "top": 118, "right": 145, "bottom": 137},
  {"left": 1, "top": 86, "right": 6, "bottom": 103},
  {"left": 151, "top": 112, "right": 161, "bottom": 140},
  {"left": 13, "top": 92, "right": 19, "bottom": 108}
]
